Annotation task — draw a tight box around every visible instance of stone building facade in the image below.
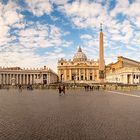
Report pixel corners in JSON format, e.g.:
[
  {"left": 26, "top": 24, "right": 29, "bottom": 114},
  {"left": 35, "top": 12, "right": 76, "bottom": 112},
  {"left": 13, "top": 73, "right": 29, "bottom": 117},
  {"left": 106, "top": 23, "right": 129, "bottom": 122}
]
[
  {"left": 0, "top": 66, "right": 58, "bottom": 85},
  {"left": 106, "top": 56, "right": 140, "bottom": 84},
  {"left": 57, "top": 47, "right": 99, "bottom": 83}
]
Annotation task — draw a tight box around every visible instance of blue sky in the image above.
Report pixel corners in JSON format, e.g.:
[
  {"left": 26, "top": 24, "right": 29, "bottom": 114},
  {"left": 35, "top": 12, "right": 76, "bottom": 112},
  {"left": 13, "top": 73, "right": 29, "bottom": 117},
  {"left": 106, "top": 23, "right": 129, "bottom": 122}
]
[{"left": 0, "top": 0, "right": 140, "bottom": 72}]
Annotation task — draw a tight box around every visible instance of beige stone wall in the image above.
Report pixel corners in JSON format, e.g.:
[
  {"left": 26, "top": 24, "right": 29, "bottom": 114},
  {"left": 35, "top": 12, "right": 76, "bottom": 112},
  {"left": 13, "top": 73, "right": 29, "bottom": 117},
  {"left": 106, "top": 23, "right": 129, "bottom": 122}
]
[
  {"left": 106, "top": 67, "right": 140, "bottom": 84},
  {"left": 57, "top": 59, "right": 99, "bottom": 83}
]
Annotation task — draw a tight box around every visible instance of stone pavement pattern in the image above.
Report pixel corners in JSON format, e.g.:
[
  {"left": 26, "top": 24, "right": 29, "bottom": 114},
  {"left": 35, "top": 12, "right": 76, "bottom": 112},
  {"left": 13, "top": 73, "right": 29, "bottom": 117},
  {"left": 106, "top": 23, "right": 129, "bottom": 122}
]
[{"left": 0, "top": 89, "right": 140, "bottom": 140}]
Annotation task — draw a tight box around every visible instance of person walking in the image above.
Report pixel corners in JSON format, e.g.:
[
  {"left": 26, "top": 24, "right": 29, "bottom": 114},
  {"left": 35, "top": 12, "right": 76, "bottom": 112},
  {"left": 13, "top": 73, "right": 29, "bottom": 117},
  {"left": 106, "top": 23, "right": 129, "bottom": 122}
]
[
  {"left": 58, "top": 83, "right": 65, "bottom": 96},
  {"left": 18, "top": 84, "right": 22, "bottom": 92}
]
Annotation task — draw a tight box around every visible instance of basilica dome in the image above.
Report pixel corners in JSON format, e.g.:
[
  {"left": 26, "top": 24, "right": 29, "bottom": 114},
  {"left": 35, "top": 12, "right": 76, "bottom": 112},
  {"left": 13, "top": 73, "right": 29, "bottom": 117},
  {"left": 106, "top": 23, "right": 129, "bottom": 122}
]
[{"left": 73, "top": 47, "right": 87, "bottom": 62}]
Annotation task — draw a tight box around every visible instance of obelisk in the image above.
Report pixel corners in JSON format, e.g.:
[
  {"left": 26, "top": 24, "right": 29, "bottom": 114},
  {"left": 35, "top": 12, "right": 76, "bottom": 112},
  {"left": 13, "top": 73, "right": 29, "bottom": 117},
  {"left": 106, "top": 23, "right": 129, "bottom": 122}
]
[{"left": 99, "top": 23, "right": 105, "bottom": 83}]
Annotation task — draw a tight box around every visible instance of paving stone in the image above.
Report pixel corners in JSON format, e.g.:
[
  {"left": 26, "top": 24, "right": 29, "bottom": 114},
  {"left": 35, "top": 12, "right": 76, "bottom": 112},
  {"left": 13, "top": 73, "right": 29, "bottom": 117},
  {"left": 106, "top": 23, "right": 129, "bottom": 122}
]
[{"left": 0, "top": 89, "right": 140, "bottom": 140}]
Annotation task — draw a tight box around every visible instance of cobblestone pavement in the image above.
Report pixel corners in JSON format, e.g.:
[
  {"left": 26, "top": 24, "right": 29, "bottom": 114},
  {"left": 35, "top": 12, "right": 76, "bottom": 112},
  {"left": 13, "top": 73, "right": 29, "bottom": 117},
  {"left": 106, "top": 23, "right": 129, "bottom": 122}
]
[{"left": 0, "top": 89, "right": 140, "bottom": 140}]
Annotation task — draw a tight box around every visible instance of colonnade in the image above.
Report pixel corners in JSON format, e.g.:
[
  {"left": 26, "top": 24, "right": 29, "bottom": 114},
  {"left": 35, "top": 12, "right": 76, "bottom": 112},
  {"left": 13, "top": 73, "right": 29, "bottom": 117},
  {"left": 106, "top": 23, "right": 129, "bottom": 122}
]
[
  {"left": 59, "top": 68, "right": 98, "bottom": 81},
  {"left": 0, "top": 73, "right": 42, "bottom": 85}
]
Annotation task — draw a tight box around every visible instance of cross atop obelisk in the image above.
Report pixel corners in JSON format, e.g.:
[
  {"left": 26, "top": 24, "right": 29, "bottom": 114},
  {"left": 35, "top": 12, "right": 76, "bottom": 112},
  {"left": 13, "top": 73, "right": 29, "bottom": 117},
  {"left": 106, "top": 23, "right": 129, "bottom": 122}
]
[{"left": 99, "top": 23, "right": 105, "bottom": 83}]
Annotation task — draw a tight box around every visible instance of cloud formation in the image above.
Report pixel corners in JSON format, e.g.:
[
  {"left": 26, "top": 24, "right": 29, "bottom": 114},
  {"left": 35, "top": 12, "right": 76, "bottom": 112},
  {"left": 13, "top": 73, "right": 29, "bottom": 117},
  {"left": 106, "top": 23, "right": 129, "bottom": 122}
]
[{"left": 0, "top": 0, "right": 140, "bottom": 71}]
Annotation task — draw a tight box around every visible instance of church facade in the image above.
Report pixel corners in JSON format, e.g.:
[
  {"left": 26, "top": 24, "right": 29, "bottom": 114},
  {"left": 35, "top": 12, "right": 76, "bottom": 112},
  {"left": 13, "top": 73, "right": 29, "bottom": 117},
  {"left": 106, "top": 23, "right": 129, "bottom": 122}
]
[
  {"left": 57, "top": 24, "right": 105, "bottom": 84},
  {"left": 57, "top": 47, "right": 99, "bottom": 83},
  {"left": 106, "top": 56, "right": 140, "bottom": 84}
]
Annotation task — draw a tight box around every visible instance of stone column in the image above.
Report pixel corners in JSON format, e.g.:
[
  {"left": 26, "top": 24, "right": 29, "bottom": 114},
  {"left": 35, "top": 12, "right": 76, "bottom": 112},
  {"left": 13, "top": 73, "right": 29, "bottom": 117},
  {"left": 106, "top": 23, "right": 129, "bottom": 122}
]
[
  {"left": 14, "top": 74, "right": 16, "bottom": 85},
  {"left": 17, "top": 74, "right": 18, "bottom": 85},
  {"left": 47, "top": 73, "right": 50, "bottom": 84},
  {"left": 32, "top": 74, "right": 34, "bottom": 84},
  {"left": 0, "top": 73, "right": 2, "bottom": 84},
  {"left": 83, "top": 68, "right": 86, "bottom": 81},
  {"left": 18, "top": 74, "right": 20, "bottom": 85},
  {"left": 5, "top": 74, "right": 7, "bottom": 84},
  {"left": 69, "top": 69, "right": 72, "bottom": 81},
  {"left": 7, "top": 74, "right": 10, "bottom": 85},
  {"left": 92, "top": 70, "right": 94, "bottom": 81},
  {"left": 64, "top": 70, "right": 67, "bottom": 81},
  {"left": 131, "top": 73, "right": 134, "bottom": 84},
  {"left": 1, "top": 74, "right": 3, "bottom": 84},
  {"left": 75, "top": 69, "right": 77, "bottom": 81},
  {"left": 26, "top": 74, "right": 29, "bottom": 85},
  {"left": 19, "top": 74, "right": 21, "bottom": 85},
  {"left": 78, "top": 69, "right": 80, "bottom": 81},
  {"left": 2, "top": 74, "right": 4, "bottom": 85},
  {"left": 29, "top": 74, "right": 31, "bottom": 84},
  {"left": 22, "top": 74, "right": 24, "bottom": 85},
  {"left": 0, "top": 74, "right": 1, "bottom": 84},
  {"left": 86, "top": 69, "right": 89, "bottom": 81}
]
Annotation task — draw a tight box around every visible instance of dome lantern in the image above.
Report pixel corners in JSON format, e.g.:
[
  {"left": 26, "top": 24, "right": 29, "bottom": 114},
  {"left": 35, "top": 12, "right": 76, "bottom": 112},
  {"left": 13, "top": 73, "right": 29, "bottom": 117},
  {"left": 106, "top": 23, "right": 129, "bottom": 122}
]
[{"left": 73, "top": 46, "right": 87, "bottom": 62}]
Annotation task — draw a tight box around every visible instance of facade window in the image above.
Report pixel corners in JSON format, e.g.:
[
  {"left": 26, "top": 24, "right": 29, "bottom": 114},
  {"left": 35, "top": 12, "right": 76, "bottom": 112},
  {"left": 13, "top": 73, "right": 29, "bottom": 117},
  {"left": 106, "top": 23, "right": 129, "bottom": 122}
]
[
  {"left": 133, "top": 75, "right": 135, "bottom": 79},
  {"left": 61, "top": 63, "right": 63, "bottom": 65},
  {"left": 72, "top": 76, "right": 74, "bottom": 80},
  {"left": 136, "top": 75, "right": 138, "bottom": 79},
  {"left": 90, "top": 76, "right": 92, "bottom": 80},
  {"left": 81, "top": 76, "right": 83, "bottom": 80},
  {"left": 112, "top": 68, "right": 115, "bottom": 72}
]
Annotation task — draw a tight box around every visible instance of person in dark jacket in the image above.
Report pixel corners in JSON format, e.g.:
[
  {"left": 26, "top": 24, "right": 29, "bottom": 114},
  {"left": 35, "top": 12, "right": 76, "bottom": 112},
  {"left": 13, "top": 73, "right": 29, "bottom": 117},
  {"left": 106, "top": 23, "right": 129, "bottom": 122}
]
[{"left": 58, "top": 83, "right": 65, "bottom": 95}]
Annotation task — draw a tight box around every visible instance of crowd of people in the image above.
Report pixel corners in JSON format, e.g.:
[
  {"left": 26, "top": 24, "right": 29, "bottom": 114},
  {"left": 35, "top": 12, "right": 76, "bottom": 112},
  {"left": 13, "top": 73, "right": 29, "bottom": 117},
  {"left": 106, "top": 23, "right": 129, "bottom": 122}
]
[
  {"left": 84, "top": 85, "right": 100, "bottom": 91},
  {"left": 0, "top": 83, "right": 103, "bottom": 95}
]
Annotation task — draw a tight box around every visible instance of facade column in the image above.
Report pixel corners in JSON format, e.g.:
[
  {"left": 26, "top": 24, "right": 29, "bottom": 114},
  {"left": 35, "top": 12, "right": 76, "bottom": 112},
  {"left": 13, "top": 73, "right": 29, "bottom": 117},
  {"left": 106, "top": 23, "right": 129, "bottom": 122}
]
[
  {"left": 5, "top": 73, "right": 7, "bottom": 84},
  {"left": 86, "top": 69, "right": 89, "bottom": 81},
  {"left": 19, "top": 74, "right": 21, "bottom": 85},
  {"left": 5, "top": 74, "right": 7, "bottom": 85},
  {"left": 23, "top": 74, "right": 25, "bottom": 85},
  {"left": 20, "top": 74, "right": 23, "bottom": 85},
  {"left": 1, "top": 74, "right": 3, "bottom": 84},
  {"left": 47, "top": 73, "right": 50, "bottom": 84},
  {"left": 3, "top": 74, "right": 4, "bottom": 85},
  {"left": 16, "top": 74, "right": 18, "bottom": 85},
  {"left": 64, "top": 70, "right": 67, "bottom": 81},
  {"left": 75, "top": 69, "right": 77, "bottom": 80},
  {"left": 15, "top": 74, "right": 17, "bottom": 85},
  {"left": 32, "top": 74, "right": 34, "bottom": 84},
  {"left": 69, "top": 69, "right": 72, "bottom": 81},
  {"left": 17, "top": 73, "right": 20, "bottom": 85},
  {"left": 9, "top": 74, "right": 11, "bottom": 85},
  {"left": 131, "top": 73, "right": 134, "bottom": 84},
  {"left": 2, "top": 74, "right": 4, "bottom": 84},
  {"left": 78, "top": 69, "right": 80, "bottom": 81},
  {"left": 29, "top": 74, "right": 31, "bottom": 84},
  {"left": 83, "top": 68, "right": 85, "bottom": 80},
  {"left": 0, "top": 74, "right": 1, "bottom": 84},
  {"left": 92, "top": 70, "right": 94, "bottom": 81},
  {"left": 7, "top": 74, "right": 9, "bottom": 85},
  {"left": 0, "top": 73, "right": 2, "bottom": 85},
  {"left": 26, "top": 74, "right": 29, "bottom": 85}
]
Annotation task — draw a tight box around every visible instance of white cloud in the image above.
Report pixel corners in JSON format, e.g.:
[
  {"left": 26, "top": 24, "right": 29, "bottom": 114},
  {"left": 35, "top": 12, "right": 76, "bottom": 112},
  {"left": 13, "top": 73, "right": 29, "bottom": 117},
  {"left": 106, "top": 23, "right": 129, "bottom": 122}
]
[
  {"left": 17, "top": 22, "right": 72, "bottom": 49},
  {"left": 80, "top": 34, "right": 92, "bottom": 40},
  {"left": 51, "top": 0, "right": 68, "bottom": 5},
  {"left": 25, "top": 0, "right": 52, "bottom": 16},
  {"left": 0, "top": 0, "right": 24, "bottom": 47},
  {"left": 58, "top": 1, "right": 106, "bottom": 28}
]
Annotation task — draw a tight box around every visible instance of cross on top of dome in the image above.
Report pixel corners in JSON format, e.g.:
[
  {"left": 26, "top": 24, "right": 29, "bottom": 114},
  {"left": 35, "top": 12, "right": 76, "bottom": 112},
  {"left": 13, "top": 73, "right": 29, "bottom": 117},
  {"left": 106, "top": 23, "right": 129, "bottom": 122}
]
[
  {"left": 73, "top": 46, "right": 87, "bottom": 62},
  {"left": 78, "top": 46, "right": 82, "bottom": 52}
]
